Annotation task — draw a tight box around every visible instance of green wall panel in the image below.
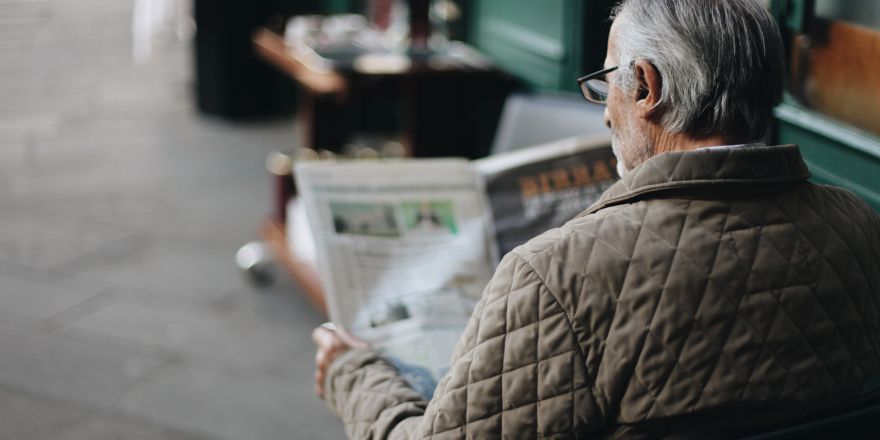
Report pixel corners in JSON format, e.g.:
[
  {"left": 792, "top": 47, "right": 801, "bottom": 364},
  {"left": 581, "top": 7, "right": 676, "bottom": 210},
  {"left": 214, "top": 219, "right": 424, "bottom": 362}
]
[
  {"left": 816, "top": 0, "right": 880, "bottom": 30},
  {"left": 468, "top": 0, "right": 584, "bottom": 91},
  {"left": 775, "top": 102, "right": 880, "bottom": 212},
  {"left": 478, "top": 0, "right": 567, "bottom": 45},
  {"left": 319, "top": 0, "right": 356, "bottom": 14}
]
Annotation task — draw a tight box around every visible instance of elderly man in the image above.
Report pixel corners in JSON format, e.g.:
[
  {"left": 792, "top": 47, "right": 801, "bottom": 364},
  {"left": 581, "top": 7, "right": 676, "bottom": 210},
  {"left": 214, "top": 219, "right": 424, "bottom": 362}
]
[{"left": 312, "top": 0, "right": 880, "bottom": 437}]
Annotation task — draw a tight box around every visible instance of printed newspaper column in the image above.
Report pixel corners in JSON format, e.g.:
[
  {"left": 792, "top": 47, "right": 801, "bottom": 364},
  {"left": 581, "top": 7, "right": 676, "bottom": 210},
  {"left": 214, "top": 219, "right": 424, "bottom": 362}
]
[
  {"left": 473, "top": 134, "right": 617, "bottom": 256},
  {"left": 294, "top": 135, "right": 616, "bottom": 389},
  {"left": 295, "top": 159, "right": 495, "bottom": 381}
]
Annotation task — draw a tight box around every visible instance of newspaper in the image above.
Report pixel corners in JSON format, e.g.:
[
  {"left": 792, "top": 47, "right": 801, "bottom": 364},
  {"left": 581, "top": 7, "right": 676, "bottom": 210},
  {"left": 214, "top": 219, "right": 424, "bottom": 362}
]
[
  {"left": 293, "top": 136, "right": 616, "bottom": 385},
  {"left": 295, "top": 159, "right": 495, "bottom": 381},
  {"left": 474, "top": 134, "right": 618, "bottom": 256}
]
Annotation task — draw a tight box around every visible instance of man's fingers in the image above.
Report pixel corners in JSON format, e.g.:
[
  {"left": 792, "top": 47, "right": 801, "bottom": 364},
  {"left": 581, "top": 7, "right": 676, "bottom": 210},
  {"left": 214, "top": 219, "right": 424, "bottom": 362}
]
[
  {"left": 316, "top": 345, "right": 346, "bottom": 370},
  {"left": 312, "top": 323, "right": 363, "bottom": 401},
  {"left": 311, "top": 326, "right": 334, "bottom": 346},
  {"left": 312, "top": 326, "right": 351, "bottom": 351},
  {"left": 315, "top": 349, "right": 326, "bottom": 369},
  {"left": 315, "top": 370, "right": 326, "bottom": 398},
  {"left": 336, "top": 329, "right": 369, "bottom": 348}
]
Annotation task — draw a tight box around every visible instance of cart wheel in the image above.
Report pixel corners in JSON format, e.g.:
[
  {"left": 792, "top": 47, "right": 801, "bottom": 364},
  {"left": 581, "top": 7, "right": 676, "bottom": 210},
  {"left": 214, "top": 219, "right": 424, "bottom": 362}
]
[{"left": 236, "top": 241, "right": 275, "bottom": 288}]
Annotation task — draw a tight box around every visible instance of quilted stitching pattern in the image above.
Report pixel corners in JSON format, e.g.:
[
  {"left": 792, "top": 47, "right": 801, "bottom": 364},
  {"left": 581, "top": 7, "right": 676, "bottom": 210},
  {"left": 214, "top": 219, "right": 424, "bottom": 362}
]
[
  {"left": 419, "top": 253, "right": 597, "bottom": 439},
  {"left": 324, "top": 145, "right": 880, "bottom": 439}
]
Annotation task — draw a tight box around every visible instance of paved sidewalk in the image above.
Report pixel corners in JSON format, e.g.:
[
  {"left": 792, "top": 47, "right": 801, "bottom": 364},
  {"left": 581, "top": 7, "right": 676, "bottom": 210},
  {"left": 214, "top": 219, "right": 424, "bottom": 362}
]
[{"left": 0, "top": 0, "right": 345, "bottom": 438}]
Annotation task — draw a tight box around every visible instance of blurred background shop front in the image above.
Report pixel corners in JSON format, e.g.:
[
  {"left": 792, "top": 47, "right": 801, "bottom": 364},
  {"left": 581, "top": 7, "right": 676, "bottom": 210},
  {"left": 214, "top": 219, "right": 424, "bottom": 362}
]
[{"left": 0, "top": 0, "right": 878, "bottom": 439}]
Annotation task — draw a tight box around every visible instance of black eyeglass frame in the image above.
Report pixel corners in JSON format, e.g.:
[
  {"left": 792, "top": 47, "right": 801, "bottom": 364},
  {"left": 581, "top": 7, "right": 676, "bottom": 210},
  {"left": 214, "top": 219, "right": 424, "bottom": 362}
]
[{"left": 576, "top": 65, "right": 619, "bottom": 104}]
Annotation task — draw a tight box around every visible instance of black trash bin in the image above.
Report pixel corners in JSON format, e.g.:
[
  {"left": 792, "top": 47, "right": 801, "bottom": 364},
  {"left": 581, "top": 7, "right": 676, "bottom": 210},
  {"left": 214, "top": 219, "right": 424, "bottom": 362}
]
[{"left": 194, "top": 0, "right": 318, "bottom": 119}]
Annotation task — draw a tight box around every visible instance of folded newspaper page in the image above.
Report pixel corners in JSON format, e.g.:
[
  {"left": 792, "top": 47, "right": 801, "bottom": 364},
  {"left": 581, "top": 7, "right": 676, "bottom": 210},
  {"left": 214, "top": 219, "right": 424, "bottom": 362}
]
[
  {"left": 294, "top": 159, "right": 495, "bottom": 381},
  {"left": 474, "top": 134, "right": 617, "bottom": 256},
  {"left": 293, "top": 136, "right": 617, "bottom": 387}
]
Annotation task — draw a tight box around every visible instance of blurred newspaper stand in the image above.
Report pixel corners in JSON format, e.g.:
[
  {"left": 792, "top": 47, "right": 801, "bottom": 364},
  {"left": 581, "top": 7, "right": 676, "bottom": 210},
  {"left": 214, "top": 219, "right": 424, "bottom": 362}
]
[
  {"left": 247, "top": 1, "right": 615, "bottom": 313},
  {"left": 249, "top": 11, "right": 516, "bottom": 313},
  {"left": 252, "top": 16, "right": 515, "bottom": 158},
  {"left": 281, "top": 134, "right": 616, "bottom": 376},
  {"left": 260, "top": 150, "right": 327, "bottom": 314},
  {"left": 254, "top": 95, "right": 610, "bottom": 316}
]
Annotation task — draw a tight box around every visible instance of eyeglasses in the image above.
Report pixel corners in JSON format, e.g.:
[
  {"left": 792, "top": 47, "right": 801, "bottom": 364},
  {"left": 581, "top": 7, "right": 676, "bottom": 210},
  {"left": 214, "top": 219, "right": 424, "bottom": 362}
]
[{"left": 576, "top": 66, "right": 618, "bottom": 104}]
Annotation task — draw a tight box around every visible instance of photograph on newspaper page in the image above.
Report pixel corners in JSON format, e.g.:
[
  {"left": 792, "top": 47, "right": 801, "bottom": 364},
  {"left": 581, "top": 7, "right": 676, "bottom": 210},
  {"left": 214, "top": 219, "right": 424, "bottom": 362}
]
[
  {"left": 473, "top": 134, "right": 618, "bottom": 257},
  {"left": 294, "top": 159, "right": 495, "bottom": 381}
]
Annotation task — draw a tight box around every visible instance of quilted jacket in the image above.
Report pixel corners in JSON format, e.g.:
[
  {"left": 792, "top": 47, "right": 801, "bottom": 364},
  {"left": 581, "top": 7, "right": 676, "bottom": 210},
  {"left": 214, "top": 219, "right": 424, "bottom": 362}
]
[{"left": 324, "top": 144, "right": 880, "bottom": 439}]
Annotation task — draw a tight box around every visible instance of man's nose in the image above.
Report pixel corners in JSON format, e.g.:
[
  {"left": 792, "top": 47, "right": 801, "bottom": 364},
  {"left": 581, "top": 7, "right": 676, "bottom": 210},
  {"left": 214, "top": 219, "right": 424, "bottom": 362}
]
[{"left": 604, "top": 107, "right": 611, "bottom": 129}]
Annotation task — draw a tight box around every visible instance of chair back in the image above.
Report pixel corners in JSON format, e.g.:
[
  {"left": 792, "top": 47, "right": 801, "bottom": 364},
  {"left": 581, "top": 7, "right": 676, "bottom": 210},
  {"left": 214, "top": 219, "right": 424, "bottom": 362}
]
[{"left": 490, "top": 92, "right": 609, "bottom": 155}]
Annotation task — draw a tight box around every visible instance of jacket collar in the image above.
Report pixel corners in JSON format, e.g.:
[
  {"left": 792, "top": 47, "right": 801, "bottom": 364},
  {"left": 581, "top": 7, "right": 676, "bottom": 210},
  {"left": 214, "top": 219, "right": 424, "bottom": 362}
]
[{"left": 583, "top": 144, "right": 811, "bottom": 215}]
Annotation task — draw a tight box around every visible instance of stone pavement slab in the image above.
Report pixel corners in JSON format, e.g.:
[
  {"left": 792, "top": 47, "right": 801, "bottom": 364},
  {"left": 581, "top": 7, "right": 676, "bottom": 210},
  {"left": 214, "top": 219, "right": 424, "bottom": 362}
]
[
  {"left": 0, "top": 0, "right": 349, "bottom": 438},
  {"left": 0, "top": 385, "right": 210, "bottom": 440},
  {"left": 0, "top": 272, "right": 104, "bottom": 321},
  {"left": 0, "top": 384, "right": 93, "bottom": 440},
  {"left": 0, "top": 320, "right": 167, "bottom": 407},
  {"left": 116, "top": 362, "right": 344, "bottom": 440}
]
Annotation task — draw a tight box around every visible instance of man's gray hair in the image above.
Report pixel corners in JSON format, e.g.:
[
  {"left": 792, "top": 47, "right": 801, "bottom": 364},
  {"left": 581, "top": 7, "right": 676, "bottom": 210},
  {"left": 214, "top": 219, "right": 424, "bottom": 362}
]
[{"left": 612, "top": 0, "right": 785, "bottom": 140}]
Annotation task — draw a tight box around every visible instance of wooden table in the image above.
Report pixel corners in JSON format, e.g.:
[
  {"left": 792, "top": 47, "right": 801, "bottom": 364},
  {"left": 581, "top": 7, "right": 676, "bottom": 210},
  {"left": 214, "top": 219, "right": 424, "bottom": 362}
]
[
  {"left": 252, "top": 27, "right": 516, "bottom": 158},
  {"left": 252, "top": 27, "right": 517, "bottom": 311}
]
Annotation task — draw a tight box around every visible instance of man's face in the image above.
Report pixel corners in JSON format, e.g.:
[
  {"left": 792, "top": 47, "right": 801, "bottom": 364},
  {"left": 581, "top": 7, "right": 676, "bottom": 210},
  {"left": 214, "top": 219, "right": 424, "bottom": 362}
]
[{"left": 604, "top": 20, "right": 652, "bottom": 177}]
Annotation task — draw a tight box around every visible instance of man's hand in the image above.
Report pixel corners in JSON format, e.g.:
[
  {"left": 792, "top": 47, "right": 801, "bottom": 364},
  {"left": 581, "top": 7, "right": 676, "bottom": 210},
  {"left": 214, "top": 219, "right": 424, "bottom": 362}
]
[{"left": 311, "top": 323, "right": 369, "bottom": 398}]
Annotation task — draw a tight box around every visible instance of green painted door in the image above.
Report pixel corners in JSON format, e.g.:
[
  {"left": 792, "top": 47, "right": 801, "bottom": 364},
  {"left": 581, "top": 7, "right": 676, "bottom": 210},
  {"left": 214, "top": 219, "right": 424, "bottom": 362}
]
[
  {"left": 775, "top": 100, "right": 880, "bottom": 212},
  {"left": 465, "top": 0, "right": 611, "bottom": 92}
]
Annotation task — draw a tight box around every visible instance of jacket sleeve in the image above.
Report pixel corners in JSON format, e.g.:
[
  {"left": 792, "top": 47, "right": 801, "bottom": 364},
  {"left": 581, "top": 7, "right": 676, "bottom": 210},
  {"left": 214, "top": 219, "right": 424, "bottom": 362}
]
[{"left": 323, "top": 252, "right": 602, "bottom": 439}]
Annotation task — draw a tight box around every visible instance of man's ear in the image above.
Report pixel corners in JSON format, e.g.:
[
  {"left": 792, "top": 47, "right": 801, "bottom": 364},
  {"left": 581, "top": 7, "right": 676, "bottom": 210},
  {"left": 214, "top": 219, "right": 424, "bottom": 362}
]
[{"left": 633, "top": 59, "right": 662, "bottom": 120}]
